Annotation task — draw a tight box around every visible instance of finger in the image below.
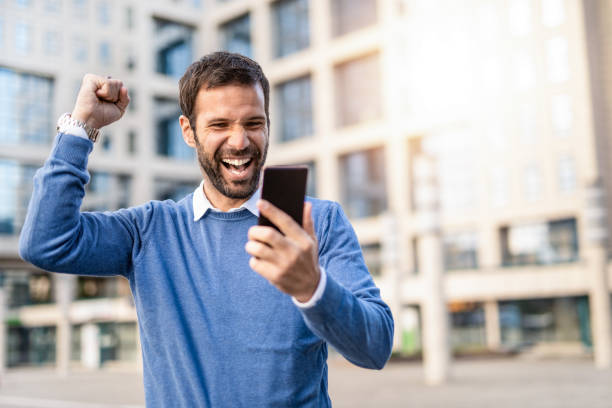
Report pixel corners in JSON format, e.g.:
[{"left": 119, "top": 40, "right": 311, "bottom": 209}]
[
  {"left": 245, "top": 240, "right": 276, "bottom": 261},
  {"left": 248, "top": 226, "right": 286, "bottom": 249},
  {"left": 257, "top": 200, "right": 305, "bottom": 238},
  {"left": 249, "top": 257, "right": 279, "bottom": 281},
  {"left": 302, "top": 201, "right": 316, "bottom": 239},
  {"left": 117, "top": 87, "right": 130, "bottom": 112},
  {"left": 95, "top": 79, "right": 123, "bottom": 102}
]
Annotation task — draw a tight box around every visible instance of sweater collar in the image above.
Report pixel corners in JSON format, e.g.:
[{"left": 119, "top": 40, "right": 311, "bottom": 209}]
[{"left": 192, "top": 180, "right": 260, "bottom": 221}]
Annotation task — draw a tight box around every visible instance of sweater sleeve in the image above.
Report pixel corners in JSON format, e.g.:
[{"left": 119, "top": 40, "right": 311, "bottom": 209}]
[
  {"left": 19, "top": 133, "right": 149, "bottom": 278},
  {"left": 298, "top": 201, "right": 395, "bottom": 370}
]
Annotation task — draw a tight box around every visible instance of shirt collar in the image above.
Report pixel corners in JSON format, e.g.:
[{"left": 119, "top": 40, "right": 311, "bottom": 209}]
[{"left": 192, "top": 180, "right": 260, "bottom": 221}]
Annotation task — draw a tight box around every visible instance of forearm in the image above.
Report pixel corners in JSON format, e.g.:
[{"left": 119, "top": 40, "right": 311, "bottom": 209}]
[
  {"left": 298, "top": 273, "right": 394, "bottom": 370},
  {"left": 19, "top": 133, "right": 134, "bottom": 276}
]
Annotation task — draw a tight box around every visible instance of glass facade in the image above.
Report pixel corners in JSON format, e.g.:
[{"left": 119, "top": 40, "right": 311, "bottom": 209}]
[
  {"left": 4, "top": 270, "right": 55, "bottom": 308},
  {"left": 220, "top": 13, "right": 252, "bottom": 58},
  {"left": 7, "top": 326, "right": 56, "bottom": 367},
  {"left": 155, "top": 19, "right": 193, "bottom": 78},
  {"left": 443, "top": 232, "right": 479, "bottom": 270},
  {"left": 154, "top": 98, "right": 194, "bottom": 160},
  {"left": 331, "top": 0, "right": 377, "bottom": 37},
  {"left": 340, "top": 147, "right": 387, "bottom": 218},
  {"left": 500, "top": 297, "right": 587, "bottom": 348},
  {"left": 500, "top": 218, "right": 579, "bottom": 266},
  {"left": 276, "top": 75, "right": 313, "bottom": 142},
  {"left": 83, "top": 171, "right": 131, "bottom": 212},
  {"left": 0, "top": 160, "right": 37, "bottom": 235},
  {"left": 449, "top": 302, "right": 486, "bottom": 351},
  {"left": 273, "top": 0, "right": 310, "bottom": 58},
  {"left": 155, "top": 179, "right": 198, "bottom": 202},
  {"left": 361, "top": 242, "right": 382, "bottom": 277},
  {"left": 0, "top": 69, "right": 54, "bottom": 145},
  {"left": 334, "top": 53, "right": 381, "bottom": 127}
]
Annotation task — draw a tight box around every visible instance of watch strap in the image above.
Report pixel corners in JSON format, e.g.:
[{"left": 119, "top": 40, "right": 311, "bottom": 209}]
[{"left": 57, "top": 112, "right": 100, "bottom": 142}]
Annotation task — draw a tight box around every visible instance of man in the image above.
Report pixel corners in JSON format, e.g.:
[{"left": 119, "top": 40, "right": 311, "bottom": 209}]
[{"left": 19, "top": 52, "right": 393, "bottom": 407}]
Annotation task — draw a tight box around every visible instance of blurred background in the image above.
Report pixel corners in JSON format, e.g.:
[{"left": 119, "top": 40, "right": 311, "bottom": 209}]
[{"left": 0, "top": 0, "right": 612, "bottom": 406}]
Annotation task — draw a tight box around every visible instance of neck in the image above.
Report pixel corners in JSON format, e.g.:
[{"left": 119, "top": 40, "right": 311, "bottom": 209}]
[{"left": 202, "top": 179, "right": 251, "bottom": 212}]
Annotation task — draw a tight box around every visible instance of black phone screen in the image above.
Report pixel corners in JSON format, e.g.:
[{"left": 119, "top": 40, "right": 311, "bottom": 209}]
[{"left": 258, "top": 166, "right": 308, "bottom": 232}]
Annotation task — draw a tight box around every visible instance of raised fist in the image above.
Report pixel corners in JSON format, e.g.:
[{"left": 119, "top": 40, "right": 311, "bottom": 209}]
[{"left": 71, "top": 74, "right": 130, "bottom": 130}]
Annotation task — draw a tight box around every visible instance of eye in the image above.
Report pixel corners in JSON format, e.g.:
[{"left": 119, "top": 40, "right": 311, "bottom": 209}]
[
  {"left": 210, "top": 122, "right": 228, "bottom": 129},
  {"left": 246, "top": 121, "right": 264, "bottom": 129}
]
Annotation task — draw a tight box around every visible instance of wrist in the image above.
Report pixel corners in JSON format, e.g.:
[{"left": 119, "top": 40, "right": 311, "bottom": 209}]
[{"left": 71, "top": 109, "right": 99, "bottom": 130}]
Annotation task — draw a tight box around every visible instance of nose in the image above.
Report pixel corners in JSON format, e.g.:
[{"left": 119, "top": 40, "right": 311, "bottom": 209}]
[{"left": 227, "top": 125, "right": 250, "bottom": 151}]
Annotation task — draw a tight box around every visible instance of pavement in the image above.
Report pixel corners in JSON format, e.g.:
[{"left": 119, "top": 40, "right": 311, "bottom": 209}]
[{"left": 0, "top": 356, "right": 611, "bottom": 407}]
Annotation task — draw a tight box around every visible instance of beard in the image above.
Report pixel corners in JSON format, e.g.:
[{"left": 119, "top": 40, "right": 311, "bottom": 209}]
[{"left": 194, "top": 132, "right": 268, "bottom": 200}]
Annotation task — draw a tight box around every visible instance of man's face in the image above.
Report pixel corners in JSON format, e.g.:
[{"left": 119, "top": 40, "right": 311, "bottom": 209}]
[{"left": 189, "top": 83, "right": 268, "bottom": 200}]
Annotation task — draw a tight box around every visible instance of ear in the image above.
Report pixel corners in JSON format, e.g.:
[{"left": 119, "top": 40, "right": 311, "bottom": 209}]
[{"left": 179, "top": 115, "right": 196, "bottom": 148}]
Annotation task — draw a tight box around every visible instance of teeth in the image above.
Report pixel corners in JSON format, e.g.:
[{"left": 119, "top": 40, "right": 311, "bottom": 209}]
[{"left": 222, "top": 158, "right": 250, "bottom": 166}]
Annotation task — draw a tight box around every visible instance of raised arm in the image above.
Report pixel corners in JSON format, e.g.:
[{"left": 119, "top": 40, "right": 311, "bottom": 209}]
[{"left": 18, "top": 74, "right": 142, "bottom": 277}]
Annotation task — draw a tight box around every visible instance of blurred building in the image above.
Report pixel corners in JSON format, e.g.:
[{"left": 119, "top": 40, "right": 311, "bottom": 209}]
[{"left": 0, "top": 0, "right": 611, "bottom": 371}]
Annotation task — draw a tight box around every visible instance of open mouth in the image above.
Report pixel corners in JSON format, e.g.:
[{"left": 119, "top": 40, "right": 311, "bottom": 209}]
[{"left": 221, "top": 157, "right": 254, "bottom": 176}]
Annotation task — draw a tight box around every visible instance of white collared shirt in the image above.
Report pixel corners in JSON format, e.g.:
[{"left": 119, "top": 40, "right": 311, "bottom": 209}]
[{"left": 191, "top": 180, "right": 326, "bottom": 309}]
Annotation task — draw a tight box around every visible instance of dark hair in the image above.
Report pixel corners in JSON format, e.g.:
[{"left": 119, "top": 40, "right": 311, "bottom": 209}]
[{"left": 179, "top": 51, "right": 270, "bottom": 128}]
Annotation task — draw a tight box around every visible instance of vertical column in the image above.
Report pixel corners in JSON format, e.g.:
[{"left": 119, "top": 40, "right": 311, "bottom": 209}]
[
  {"left": 584, "top": 182, "right": 612, "bottom": 369},
  {"left": 81, "top": 323, "right": 101, "bottom": 370},
  {"left": 484, "top": 300, "right": 501, "bottom": 351},
  {"left": 413, "top": 154, "right": 450, "bottom": 385},
  {"left": 381, "top": 214, "right": 402, "bottom": 351},
  {"left": 55, "top": 274, "right": 75, "bottom": 376}
]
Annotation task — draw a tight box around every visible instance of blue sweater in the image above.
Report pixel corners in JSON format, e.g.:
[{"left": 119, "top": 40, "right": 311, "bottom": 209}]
[{"left": 19, "top": 133, "right": 394, "bottom": 407}]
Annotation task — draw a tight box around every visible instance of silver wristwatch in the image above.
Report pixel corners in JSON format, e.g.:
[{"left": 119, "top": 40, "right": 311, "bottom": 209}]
[{"left": 56, "top": 112, "right": 100, "bottom": 142}]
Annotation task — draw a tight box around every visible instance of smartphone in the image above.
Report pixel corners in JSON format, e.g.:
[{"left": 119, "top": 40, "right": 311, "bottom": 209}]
[{"left": 258, "top": 166, "right": 308, "bottom": 233}]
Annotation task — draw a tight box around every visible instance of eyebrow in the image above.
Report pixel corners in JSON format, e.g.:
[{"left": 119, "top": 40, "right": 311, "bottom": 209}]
[{"left": 206, "top": 115, "right": 266, "bottom": 123}]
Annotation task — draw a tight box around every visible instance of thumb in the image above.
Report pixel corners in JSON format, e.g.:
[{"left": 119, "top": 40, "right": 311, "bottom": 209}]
[{"left": 302, "top": 201, "right": 316, "bottom": 239}]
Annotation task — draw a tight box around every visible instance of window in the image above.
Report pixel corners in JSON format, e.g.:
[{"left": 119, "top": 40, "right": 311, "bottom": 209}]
[
  {"left": 361, "top": 242, "right": 382, "bottom": 277},
  {"left": 15, "top": 0, "right": 32, "bottom": 7},
  {"left": 0, "top": 68, "right": 54, "bottom": 145},
  {"left": 500, "top": 218, "right": 578, "bottom": 266},
  {"left": 276, "top": 75, "right": 313, "bottom": 142},
  {"left": 99, "top": 41, "right": 111, "bottom": 66},
  {"left": 73, "top": 0, "right": 87, "bottom": 18},
  {"left": 523, "top": 164, "right": 542, "bottom": 202},
  {"left": 219, "top": 14, "right": 252, "bottom": 58},
  {"left": 125, "top": 6, "right": 134, "bottom": 30},
  {"left": 155, "top": 179, "right": 198, "bottom": 201},
  {"left": 513, "top": 51, "right": 536, "bottom": 90},
  {"left": 0, "top": 18, "right": 4, "bottom": 49},
  {"left": 450, "top": 302, "right": 486, "bottom": 350},
  {"left": 43, "top": 30, "right": 61, "bottom": 55},
  {"left": 127, "top": 130, "right": 137, "bottom": 154},
  {"left": 541, "top": 0, "right": 565, "bottom": 27},
  {"left": 443, "top": 232, "right": 479, "bottom": 270},
  {"left": 83, "top": 172, "right": 131, "bottom": 211},
  {"left": 558, "top": 155, "right": 576, "bottom": 193},
  {"left": 0, "top": 160, "right": 37, "bottom": 235},
  {"left": 273, "top": 0, "right": 310, "bottom": 58},
  {"left": 507, "top": 0, "right": 532, "bottom": 36},
  {"left": 155, "top": 19, "right": 193, "bottom": 78},
  {"left": 154, "top": 98, "right": 194, "bottom": 160},
  {"left": 489, "top": 167, "right": 509, "bottom": 208},
  {"left": 73, "top": 36, "right": 88, "bottom": 62},
  {"left": 340, "top": 147, "right": 387, "bottom": 218},
  {"left": 547, "top": 37, "right": 569, "bottom": 82},
  {"left": 15, "top": 22, "right": 31, "bottom": 55},
  {"left": 518, "top": 103, "right": 537, "bottom": 145},
  {"left": 97, "top": 0, "right": 111, "bottom": 26},
  {"left": 331, "top": 0, "right": 377, "bottom": 37},
  {"left": 335, "top": 53, "right": 381, "bottom": 128},
  {"left": 550, "top": 93, "right": 572, "bottom": 138},
  {"left": 45, "top": 0, "right": 62, "bottom": 13}
]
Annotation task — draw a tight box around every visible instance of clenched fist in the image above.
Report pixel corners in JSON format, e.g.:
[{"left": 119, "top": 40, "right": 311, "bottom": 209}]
[{"left": 71, "top": 74, "right": 130, "bottom": 129}]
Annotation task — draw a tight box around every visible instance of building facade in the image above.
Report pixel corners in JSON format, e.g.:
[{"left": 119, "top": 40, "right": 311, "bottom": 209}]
[{"left": 0, "top": 0, "right": 611, "bottom": 372}]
